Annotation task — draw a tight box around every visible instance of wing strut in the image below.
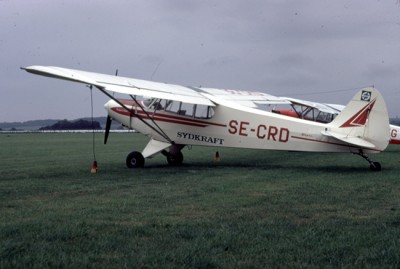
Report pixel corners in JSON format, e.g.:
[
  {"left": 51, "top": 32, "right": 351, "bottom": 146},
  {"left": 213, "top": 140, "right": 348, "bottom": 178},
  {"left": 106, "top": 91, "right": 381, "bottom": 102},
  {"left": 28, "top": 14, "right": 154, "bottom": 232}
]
[{"left": 95, "top": 85, "right": 173, "bottom": 143}]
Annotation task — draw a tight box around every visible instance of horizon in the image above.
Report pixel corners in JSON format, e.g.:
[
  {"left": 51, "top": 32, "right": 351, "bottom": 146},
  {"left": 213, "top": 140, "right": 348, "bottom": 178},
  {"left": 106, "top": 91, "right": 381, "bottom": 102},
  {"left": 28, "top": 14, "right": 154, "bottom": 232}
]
[{"left": 0, "top": 115, "right": 108, "bottom": 124}]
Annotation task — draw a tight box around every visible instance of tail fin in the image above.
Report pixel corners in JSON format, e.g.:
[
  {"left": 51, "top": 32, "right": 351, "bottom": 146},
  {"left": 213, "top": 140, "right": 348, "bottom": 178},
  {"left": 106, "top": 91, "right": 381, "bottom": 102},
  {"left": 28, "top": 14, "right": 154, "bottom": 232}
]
[{"left": 323, "top": 87, "right": 390, "bottom": 152}]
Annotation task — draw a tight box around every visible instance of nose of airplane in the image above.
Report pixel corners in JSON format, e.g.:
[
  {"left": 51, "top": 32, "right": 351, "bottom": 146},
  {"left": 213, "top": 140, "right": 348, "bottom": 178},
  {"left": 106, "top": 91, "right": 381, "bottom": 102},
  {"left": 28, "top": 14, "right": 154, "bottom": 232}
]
[{"left": 104, "top": 99, "right": 114, "bottom": 112}]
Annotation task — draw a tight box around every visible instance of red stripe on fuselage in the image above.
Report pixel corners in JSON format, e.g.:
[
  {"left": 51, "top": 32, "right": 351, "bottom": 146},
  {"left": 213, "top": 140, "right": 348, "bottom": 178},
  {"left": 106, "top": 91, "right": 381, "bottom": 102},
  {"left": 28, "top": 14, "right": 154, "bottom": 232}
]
[{"left": 390, "top": 139, "right": 400, "bottom": 144}]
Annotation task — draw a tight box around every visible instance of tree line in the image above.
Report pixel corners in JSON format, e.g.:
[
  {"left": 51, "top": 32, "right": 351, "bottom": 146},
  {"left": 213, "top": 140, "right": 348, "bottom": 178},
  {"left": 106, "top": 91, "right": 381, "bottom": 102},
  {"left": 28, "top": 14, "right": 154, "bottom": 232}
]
[{"left": 39, "top": 119, "right": 101, "bottom": 130}]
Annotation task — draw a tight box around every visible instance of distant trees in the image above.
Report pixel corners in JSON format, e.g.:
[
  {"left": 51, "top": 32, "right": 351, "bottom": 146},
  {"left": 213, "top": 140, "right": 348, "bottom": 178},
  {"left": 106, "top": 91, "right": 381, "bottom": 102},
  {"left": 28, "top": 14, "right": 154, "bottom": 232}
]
[
  {"left": 39, "top": 119, "right": 101, "bottom": 130},
  {"left": 390, "top": 117, "right": 400, "bottom": 126}
]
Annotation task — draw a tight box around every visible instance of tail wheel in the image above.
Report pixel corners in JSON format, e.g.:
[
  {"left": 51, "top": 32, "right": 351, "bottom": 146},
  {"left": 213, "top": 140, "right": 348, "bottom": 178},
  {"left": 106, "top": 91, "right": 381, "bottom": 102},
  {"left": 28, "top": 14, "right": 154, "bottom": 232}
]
[
  {"left": 167, "top": 151, "right": 183, "bottom": 166},
  {"left": 369, "top": 161, "right": 381, "bottom": 171},
  {"left": 355, "top": 150, "right": 382, "bottom": 172},
  {"left": 126, "top": 151, "right": 145, "bottom": 168}
]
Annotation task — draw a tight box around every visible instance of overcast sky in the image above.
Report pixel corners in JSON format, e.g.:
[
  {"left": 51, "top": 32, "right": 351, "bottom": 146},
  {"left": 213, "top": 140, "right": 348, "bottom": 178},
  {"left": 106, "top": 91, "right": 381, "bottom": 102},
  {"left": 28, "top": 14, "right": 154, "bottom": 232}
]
[{"left": 1, "top": 0, "right": 399, "bottom": 122}]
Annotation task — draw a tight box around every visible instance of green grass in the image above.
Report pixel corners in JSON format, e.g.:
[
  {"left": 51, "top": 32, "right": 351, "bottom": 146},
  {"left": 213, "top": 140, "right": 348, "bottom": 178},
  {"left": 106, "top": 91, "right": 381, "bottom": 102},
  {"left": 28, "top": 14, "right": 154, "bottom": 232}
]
[{"left": 1, "top": 133, "right": 399, "bottom": 268}]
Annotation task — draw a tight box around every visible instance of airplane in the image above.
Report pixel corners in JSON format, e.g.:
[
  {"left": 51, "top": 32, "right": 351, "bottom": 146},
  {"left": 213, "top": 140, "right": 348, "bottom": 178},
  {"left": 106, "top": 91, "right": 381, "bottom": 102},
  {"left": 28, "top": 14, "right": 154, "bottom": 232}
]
[
  {"left": 389, "top": 125, "right": 400, "bottom": 144},
  {"left": 22, "top": 65, "right": 390, "bottom": 171}
]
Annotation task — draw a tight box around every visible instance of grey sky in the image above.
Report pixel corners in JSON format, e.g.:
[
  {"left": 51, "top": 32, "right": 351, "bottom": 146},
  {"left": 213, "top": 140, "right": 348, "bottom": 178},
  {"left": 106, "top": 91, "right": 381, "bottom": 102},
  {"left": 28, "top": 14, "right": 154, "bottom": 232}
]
[{"left": 1, "top": 0, "right": 399, "bottom": 122}]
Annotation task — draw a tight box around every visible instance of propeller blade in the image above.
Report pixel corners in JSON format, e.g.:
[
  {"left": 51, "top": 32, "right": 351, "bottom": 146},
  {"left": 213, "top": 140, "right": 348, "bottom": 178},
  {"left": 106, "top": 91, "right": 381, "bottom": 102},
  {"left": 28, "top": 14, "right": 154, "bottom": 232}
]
[{"left": 104, "top": 115, "right": 112, "bottom": 144}]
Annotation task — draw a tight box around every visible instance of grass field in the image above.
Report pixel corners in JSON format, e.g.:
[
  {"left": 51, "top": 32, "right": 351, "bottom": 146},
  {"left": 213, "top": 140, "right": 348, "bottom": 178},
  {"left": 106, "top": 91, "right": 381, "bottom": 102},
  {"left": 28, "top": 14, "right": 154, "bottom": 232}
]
[{"left": 1, "top": 133, "right": 399, "bottom": 268}]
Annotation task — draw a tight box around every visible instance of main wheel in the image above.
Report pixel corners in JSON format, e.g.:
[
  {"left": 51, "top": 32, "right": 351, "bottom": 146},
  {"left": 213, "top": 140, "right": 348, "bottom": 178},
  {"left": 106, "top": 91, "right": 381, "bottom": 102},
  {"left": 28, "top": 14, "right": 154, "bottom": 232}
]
[
  {"left": 369, "top": 161, "right": 381, "bottom": 171},
  {"left": 126, "top": 151, "right": 145, "bottom": 168},
  {"left": 167, "top": 151, "right": 183, "bottom": 166}
]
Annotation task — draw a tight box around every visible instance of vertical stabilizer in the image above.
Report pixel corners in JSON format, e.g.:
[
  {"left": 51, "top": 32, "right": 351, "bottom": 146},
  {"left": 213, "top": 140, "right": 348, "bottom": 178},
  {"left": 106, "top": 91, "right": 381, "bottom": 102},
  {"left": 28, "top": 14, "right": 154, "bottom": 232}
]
[{"left": 326, "top": 87, "right": 390, "bottom": 151}]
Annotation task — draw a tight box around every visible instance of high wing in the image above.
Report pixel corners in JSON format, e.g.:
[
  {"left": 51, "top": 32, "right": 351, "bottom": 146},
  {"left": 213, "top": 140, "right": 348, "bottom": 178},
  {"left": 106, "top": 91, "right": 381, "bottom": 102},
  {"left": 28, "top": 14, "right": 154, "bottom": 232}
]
[
  {"left": 198, "top": 87, "right": 291, "bottom": 107},
  {"left": 197, "top": 87, "right": 342, "bottom": 115},
  {"left": 22, "top": 66, "right": 214, "bottom": 106},
  {"left": 22, "top": 66, "right": 322, "bottom": 109}
]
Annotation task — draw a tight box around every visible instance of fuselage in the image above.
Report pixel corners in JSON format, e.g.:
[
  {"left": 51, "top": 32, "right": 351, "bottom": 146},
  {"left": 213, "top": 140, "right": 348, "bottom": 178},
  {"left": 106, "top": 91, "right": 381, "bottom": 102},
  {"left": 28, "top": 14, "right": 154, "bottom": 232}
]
[{"left": 104, "top": 98, "right": 384, "bottom": 154}]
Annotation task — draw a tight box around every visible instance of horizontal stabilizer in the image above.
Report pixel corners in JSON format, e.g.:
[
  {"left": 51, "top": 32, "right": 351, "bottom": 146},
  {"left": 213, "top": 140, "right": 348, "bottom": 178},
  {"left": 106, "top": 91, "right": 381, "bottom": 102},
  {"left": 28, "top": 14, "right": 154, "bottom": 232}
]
[{"left": 321, "top": 130, "right": 376, "bottom": 148}]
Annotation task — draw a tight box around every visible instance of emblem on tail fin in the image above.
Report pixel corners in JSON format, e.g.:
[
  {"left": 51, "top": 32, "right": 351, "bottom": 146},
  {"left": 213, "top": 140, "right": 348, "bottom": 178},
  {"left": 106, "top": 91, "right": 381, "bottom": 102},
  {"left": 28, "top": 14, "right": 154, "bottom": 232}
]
[
  {"left": 340, "top": 98, "right": 376, "bottom": 128},
  {"left": 361, "top": 90, "right": 371, "bottom": 101}
]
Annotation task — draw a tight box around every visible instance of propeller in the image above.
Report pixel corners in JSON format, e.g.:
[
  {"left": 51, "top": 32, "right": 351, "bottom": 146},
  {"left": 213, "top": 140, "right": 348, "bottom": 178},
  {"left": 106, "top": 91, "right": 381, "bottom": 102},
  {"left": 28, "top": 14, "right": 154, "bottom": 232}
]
[
  {"left": 104, "top": 69, "right": 119, "bottom": 145},
  {"left": 104, "top": 115, "right": 112, "bottom": 144}
]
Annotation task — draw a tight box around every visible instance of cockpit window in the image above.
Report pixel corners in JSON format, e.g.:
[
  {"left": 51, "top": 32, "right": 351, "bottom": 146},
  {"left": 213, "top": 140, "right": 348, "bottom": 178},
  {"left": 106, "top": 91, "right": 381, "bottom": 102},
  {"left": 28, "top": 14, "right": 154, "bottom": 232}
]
[
  {"left": 165, "top": 100, "right": 214, "bottom": 119},
  {"left": 194, "top": 104, "right": 214, "bottom": 119},
  {"left": 142, "top": 98, "right": 155, "bottom": 108},
  {"left": 165, "top": 100, "right": 181, "bottom": 113}
]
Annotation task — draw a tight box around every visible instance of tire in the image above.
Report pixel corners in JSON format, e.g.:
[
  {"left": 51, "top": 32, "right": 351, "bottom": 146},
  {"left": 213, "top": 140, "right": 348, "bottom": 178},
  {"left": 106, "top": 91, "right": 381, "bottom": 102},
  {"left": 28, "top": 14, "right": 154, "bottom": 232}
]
[
  {"left": 167, "top": 151, "right": 183, "bottom": 166},
  {"left": 369, "top": 162, "right": 381, "bottom": 171},
  {"left": 126, "top": 151, "right": 145, "bottom": 168}
]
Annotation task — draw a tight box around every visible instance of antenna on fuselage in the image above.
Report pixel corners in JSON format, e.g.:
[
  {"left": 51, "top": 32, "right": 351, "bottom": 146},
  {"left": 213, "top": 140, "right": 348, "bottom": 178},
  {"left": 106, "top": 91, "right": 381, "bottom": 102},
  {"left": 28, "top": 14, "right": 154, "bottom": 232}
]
[
  {"left": 113, "top": 69, "right": 118, "bottom": 97},
  {"left": 150, "top": 60, "right": 163, "bottom": 80}
]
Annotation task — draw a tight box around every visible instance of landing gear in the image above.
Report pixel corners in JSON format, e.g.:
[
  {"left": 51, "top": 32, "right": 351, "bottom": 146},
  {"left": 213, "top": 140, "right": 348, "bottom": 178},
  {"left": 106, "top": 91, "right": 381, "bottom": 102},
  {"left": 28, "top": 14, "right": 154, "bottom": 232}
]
[
  {"left": 162, "top": 150, "right": 184, "bottom": 166},
  {"left": 167, "top": 151, "right": 184, "bottom": 166},
  {"left": 355, "top": 150, "right": 381, "bottom": 171},
  {"left": 126, "top": 151, "right": 145, "bottom": 168},
  {"left": 369, "top": 162, "right": 381, "bottom": 171},
  {"left": 125, "top": 143, "right": 184, "bottom": 168}
]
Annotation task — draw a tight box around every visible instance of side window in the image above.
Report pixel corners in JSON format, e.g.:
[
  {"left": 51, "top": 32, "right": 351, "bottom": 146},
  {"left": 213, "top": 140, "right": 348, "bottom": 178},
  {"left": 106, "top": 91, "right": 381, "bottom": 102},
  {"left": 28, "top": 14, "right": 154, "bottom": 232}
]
[
  {"left": 180, "top": 103, "right": 195, "bottom": 117},
  {"left": 303, "top": 108, "right": 316, "bottom": 121},
  {"left": 165, "top": 101, "right": 194, "bottom": 116},
  {"left": 316, "top": 112, "right": 335, "bottom": 123},
  {"left": 142, "top": 98, "right": 154, "bottom": 108},
  {"left": 165, "top": 101, "right": 214, "bottom": 118},
  {"left": 150, "top": 99, "right": 166, "bottom": 110},
  {"left": 165, "top": 100, "right": 181, "bottom": 113},
  {"left": 194, "top": 105, "right": 214, "bottom": 119},
  {"left": 292, "top": 105, "right": 305, "bottom": 116}
]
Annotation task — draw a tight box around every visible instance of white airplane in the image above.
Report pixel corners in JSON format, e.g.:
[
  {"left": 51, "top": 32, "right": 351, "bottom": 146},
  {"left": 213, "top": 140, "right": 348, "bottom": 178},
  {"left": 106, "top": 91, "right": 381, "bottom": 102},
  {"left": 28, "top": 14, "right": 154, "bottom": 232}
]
[
  {"left": 389, "top": 125, "right": 400, "bottom": 144},
  {"left": 22, "top": 65, "right": 390, "bottom": 171}
]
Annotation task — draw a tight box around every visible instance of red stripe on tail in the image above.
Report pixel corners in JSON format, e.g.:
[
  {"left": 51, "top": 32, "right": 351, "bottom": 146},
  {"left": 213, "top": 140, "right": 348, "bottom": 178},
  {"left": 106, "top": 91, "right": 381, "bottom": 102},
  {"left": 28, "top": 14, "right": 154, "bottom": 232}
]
[{"left": 340, "top": 99, "right": 376, "bottom": 128}]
